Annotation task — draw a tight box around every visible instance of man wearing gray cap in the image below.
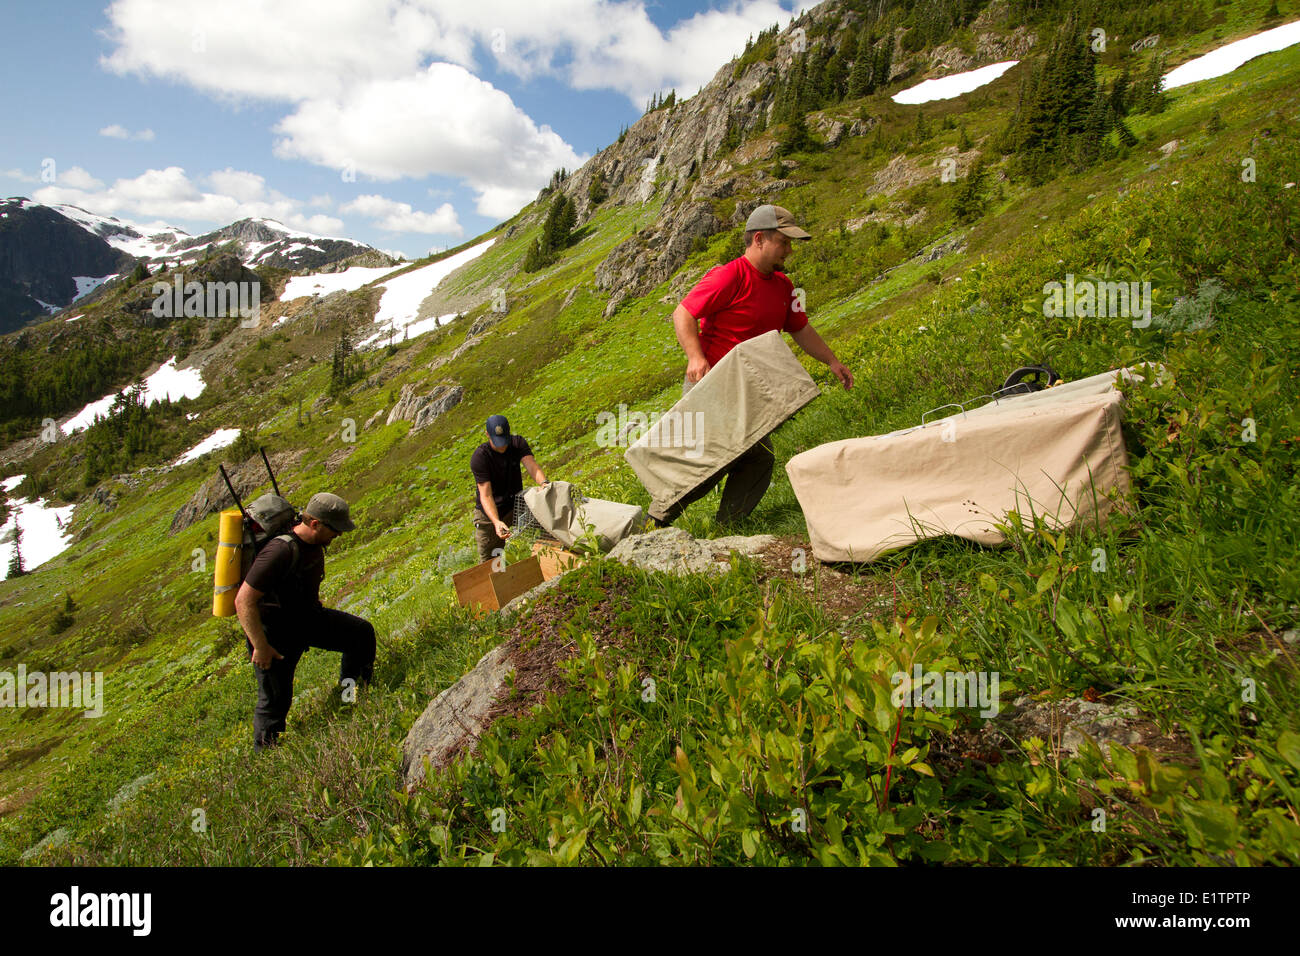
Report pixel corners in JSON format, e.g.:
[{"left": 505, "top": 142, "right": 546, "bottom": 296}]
[
  {"left": 236, "top": 492, "right": 375, "bottom": 751},
  {"left": 656, "top": 204, "right": 853, "bottom": 526}
]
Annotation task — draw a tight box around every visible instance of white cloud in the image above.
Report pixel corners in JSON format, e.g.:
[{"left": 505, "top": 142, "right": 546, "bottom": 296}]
[
  {"left": 273, "top": 62, "right": 585, "bottom": 217},
  {"left": 32, "top": 166, "right": 345, "bottom": 236},
  {"left": 340, "top": 193, "right": 462, "bottom": 235},
  {"left": 99, "top": 123, "right": 156, "bottom": 140},
  {"left": 100, "top": 0, "right": 798, "bottom": 220},
  {"left": 3, "top": 168, "right": 40, "bottom": 184},
  {"left": 58, "top": 167, "right": 106, "bottom": 191}
]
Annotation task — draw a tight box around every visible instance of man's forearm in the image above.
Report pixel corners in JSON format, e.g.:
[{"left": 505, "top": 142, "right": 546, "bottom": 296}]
[
  {"left": 236, "top": 597, "right": 269, "bottom": 648},
  {"left": 672, "top": 304, "right": 706, "bottom": 361},
  {"left": 790, "top": 323, "right": 839, "bottom": 365},
  {"left": 478, "top": 483, "right": 502, "bottom": 523}
]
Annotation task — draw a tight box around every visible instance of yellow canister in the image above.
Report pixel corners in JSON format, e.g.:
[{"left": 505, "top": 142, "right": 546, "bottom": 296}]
[{"left": 213, "top": 508, "right": 244, "bottom": 617}]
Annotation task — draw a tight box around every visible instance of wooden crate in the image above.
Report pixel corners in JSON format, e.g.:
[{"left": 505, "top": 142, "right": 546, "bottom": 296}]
[
  {"left": 452, "top": 555, "right": 545, "bottom": 614},
  {"left": 531, "top": 540, "right": 586, "bottom": 580}
]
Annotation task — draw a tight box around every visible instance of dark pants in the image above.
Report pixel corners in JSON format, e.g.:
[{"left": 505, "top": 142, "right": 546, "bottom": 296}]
[
  {"left": 248, "top": 608, "right": 376, "bottom": 751},
  {"left": 473, "top": 507, "right": 513, "bottom": 563},
  {"left": 650, "top": 374, "right": 776, "bottom": 526}
]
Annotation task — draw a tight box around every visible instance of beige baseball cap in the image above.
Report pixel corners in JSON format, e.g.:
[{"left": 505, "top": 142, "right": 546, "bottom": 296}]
[{"left": 744, "top": 204, "right": 812, "bottom": 239}]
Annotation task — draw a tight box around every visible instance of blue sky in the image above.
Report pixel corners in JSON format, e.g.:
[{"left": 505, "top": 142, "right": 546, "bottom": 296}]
[{"left": 0, "top": 0, "right": 805, "bottom": 259}]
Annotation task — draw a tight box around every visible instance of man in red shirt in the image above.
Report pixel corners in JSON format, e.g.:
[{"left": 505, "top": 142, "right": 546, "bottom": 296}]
[{"left": 655, "top": 204, "right": 852, "bottom": 527}]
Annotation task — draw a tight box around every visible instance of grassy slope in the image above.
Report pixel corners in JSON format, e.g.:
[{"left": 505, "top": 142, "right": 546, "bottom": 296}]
[{"left": 1, "top": 14, "right": 1298, "bottom": 864}]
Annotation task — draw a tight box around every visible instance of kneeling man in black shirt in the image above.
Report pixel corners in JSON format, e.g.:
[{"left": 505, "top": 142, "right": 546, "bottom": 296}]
[{"left": 235, "top": 492, "right": 375, "bottom": 751}]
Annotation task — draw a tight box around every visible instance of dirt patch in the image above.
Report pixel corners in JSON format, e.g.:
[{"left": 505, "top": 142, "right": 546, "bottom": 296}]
[
  {"left": 486, "top": 575, "right": 639, "bottom": 727},
  {"left": 744, "top": 535, "right": 971, "bottom": 625}
]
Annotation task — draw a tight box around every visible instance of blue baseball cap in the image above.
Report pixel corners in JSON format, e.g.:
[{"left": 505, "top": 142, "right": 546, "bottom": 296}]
[{"left": 486, "top": 414, "right": 511, "bottom": 449}]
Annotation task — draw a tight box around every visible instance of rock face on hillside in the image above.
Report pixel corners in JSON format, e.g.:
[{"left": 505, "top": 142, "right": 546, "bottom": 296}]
[
  {"left": 386, "top": 382, "right": 464, "bottom": 432},
  {"left": 401, "top": 644, "right": 514, "bottom": 790},
  {"left": 607, "top": 528, "right": 776, "bottom": 575},
  {"left": 553, "top": 0, "right": 1028, "bottom": 315},
  {"left": 169, "top": 449, "right": 303, "bottom": 534},
  {"left": 120, "top": 253, "right": 265, "bottom": 326},
  {"left": 0, "top": 199, "right": 135, "bottom": 332}
]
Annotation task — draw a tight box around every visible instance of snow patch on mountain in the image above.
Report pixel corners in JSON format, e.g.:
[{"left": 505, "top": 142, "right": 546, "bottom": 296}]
[
  {"left": 282, "top": 263, "right": 406, "bottom": 302},
  {"left": 892, "top": 60, "right": 1019, "bottom": 104},
  {"left": 61, "top": 357, "right": 205, "bottom": 435},
  {"left": 73, "top": 274, "right": 116, "bottom": 301},
  {"left": 357, "top": 238, "right": 495, "bottom": 349},
  {"left": 174, "top": 428, "right": 241, "bottom": 466},
  {"left": 1163, "top": 20, "right": 1300, "bottom": 89},
  {"left": 0, "top": 491, "right": 76, "bottom": 580}
]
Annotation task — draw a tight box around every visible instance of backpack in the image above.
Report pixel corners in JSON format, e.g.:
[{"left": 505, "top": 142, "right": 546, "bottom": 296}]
[{"left": 239, "top": 493, "right": 300, "bottom": 584}]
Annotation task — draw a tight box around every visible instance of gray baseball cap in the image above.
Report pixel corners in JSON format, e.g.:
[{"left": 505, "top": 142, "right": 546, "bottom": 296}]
[
  {"left": 744, "top": 204, "right": 812, "bottom": 239},
  {"left": 304, "top": 492, "right": 355, "bottom": 533}
]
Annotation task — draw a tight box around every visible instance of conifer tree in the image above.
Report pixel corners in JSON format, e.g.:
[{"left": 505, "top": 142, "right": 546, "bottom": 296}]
[
  {"left": 779, "top": 112, "right": 818, "bottom": 155},
  {"left": 848, "top": 30, "right": 875, "bottom": 98},
  {"left": 6, "top": 523, "right": 24, "bottom": 578},
  {"left": 954, "top": 157, "right": 989, "bottom": 223}
]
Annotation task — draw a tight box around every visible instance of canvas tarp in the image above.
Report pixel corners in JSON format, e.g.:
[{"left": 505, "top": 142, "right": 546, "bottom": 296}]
[
  {"left": 625, "top": 330, "right": 821, "bottom": 519},
  {"left": 522, "top": 480, "right": 644, "bottom": 553},
  {"left": 785, "top": 367, "right": 1147, "bottom": 563}
]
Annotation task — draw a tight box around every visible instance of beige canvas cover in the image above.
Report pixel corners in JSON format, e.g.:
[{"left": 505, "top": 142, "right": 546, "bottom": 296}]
[
  {"left": 785, "top": 368, "right": 1146, "bottom": 563},
  {"left": 522, "top": 480, "right": 644, "bottom": 553},
  {"left": 625, "top": 330, "right": 821, "bottom": 518}
]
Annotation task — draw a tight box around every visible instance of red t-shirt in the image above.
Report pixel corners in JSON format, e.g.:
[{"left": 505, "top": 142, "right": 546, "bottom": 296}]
[{"left": 680, "top": 256, "right": 808, "bottom": 367}]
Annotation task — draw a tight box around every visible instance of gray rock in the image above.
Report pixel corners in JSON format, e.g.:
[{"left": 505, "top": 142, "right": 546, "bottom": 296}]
[
  {"left": 363, "top": 408, "right": 385, "bottom": 430},
  {"left": 401, "top": 644, "right": 514, "bottom": 790},
  {"left": 466, "top": 311, "right": 504, "bottom": 338},
  {"left": 980, "top": 695, "right": 1188, "bottom": 759},
  {"left": 705, "top": 534, "right": 776, "bottom": 556},
  {"left": 608, "top": 528, "right": 727, "bottom": 576},
  {"left": 386, "top": 383, "right": 463, "bottom": 433}
]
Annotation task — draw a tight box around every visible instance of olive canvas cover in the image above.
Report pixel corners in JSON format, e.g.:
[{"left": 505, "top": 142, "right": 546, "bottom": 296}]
[
  {"left": 624, "top": 330, "right": 821, "bottom": 518},
  {"left": 522, "top": 480, "right": 644, "bottom": 553},
  {"left": 785, "top": 368, "right": 1145, "bottom": 563}
]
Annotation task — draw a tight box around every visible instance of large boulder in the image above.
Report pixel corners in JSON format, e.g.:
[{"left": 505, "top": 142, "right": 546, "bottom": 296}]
[
  {"left": 386, "top": 383, "right": 463, "bottom": 432},
  {"left": 401, "top": 644, "right": 514, "bottom": 791}
]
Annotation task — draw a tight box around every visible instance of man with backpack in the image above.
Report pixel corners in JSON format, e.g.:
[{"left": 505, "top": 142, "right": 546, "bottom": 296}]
[{"left": 235, "top": 492, "right": 375, "bottom": 751}]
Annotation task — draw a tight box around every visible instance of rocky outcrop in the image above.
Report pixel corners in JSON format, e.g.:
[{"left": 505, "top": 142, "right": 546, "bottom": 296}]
[
  {"left": 608, "top": 528, "right": 729, "bottom": 575},
  {"left": 401, "top": 644, "right": 514, "bottom": 790},
  {"left": 385, "top": 382, "right": 463, "bottom": 432},
  {"left": 169, "top": 449, "right": 303, "bottom": 534},
  {"left": 0, "top": 198, "right": 135, "bottom": 332},
  {"left": 594, "top": 202, "right": 721, "bottom": 316},
  {"left": 466, "top": 311, "right": 505, "bottom": 339},
  {"left": 972, "top": 695, "right": 1192, "bottom": 760}
]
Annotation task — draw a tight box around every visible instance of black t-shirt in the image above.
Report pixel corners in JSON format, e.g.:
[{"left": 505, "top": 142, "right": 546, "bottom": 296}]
[
  {"left": 470, "top": 435, "right": 533, "bottom": 516},
  {"left": 244, "top": 531, "right": 325, "bottom": 625}
]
